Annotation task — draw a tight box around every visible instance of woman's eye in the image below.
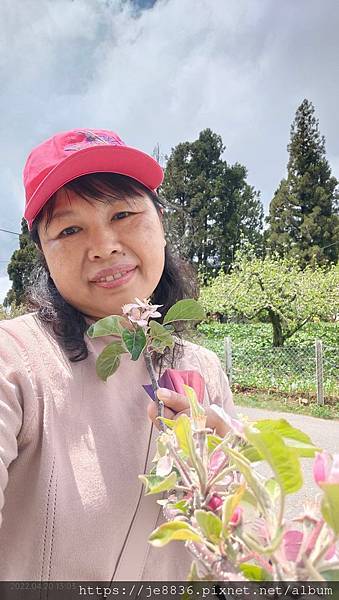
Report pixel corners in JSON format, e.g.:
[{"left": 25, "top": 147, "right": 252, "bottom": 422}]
[
  {"left": 59, "top": 226, "right": 80, "bottom": 237},
  {"left": 112, "top": 211, "right": 131, "bottom": 220}
]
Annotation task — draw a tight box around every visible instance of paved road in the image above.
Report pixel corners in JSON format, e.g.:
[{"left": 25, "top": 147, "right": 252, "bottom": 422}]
[{"left": 234, "top": 405, "right": 339, "bottom": 520}]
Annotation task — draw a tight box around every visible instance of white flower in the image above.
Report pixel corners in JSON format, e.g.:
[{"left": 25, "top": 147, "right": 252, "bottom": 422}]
[{"left": 122, "top": 297, "right": 163, "bottom": 327}]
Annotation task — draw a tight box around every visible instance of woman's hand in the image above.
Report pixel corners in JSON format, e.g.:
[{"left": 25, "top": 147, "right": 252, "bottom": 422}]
[{"left": 147, "top": 387, "right": 229, "bottom": 438}]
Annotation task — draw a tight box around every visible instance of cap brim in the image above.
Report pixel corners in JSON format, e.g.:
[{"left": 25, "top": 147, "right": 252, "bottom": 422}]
[{"left": 25, "top": 144, "right": 164, "bottom": 226}]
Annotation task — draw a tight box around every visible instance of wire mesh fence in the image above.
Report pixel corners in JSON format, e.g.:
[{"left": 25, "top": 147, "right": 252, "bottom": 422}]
[
  {"left": 323, "top": 344, "right": 339, "bottom": 399},
  {"left": 224, "top": 338, "right": 339, "bottom": 403}
]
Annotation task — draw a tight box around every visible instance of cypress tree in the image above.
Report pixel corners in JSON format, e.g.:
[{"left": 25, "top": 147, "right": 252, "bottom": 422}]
[
  {"left": 268, "top": 99, "right": 338, "bottom": 266},
  {"left": 4, "top": 219, "right": 39, "bottom": 307},
  {"left": 162, "top": 128, "right": 263, "bottom": 277}
]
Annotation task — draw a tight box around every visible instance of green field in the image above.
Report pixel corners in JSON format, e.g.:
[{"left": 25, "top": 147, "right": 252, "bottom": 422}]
[{"left": 190, "top": 321, "right": 339, "bottom": 418}]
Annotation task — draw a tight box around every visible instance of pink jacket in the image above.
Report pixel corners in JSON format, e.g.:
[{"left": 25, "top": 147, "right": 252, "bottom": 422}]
[{"left": 0, "top": 313, "right": 235, "bottom": 581}]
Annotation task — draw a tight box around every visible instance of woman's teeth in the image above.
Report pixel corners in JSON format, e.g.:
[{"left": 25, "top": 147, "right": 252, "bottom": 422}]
[{"left": 97, "top": 272, "right": 126, "bottom": 283}]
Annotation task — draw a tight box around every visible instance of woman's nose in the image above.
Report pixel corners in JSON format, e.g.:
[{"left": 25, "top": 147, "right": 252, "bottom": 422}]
[{"left": 87, "top": 227, "right": 123, "bottom": 260}]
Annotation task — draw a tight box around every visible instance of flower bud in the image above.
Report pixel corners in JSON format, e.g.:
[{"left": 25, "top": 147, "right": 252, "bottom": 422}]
[
  {"left": 207, "top": 493, "right": 223, "bottom": 511},
  {"left": 230, "top": 507, "right": 243, "bottom": 527}
]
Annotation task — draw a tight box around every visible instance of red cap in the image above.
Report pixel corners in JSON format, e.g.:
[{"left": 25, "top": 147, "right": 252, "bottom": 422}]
[{"left": 23, "top": 128, "right": 164, "bottom": 230}]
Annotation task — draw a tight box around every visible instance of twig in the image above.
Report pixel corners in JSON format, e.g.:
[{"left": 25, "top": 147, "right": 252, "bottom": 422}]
[
  {"left": 144, "top": 350, "right": 165, "bottom": 432},
  {"left": 169, "top": 445, "right": 193, "bottom": 488}
]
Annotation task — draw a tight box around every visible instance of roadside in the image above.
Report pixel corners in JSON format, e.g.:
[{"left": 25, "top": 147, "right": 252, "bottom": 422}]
[
  {"left": 235, "top": 404, "right": 339, "bottom": 520},
  {"left": 234, "top": 388, "right": 339, "bottom": 420},
  {"left": 189, "top": 328, "right": 339, "bottom": 420}
]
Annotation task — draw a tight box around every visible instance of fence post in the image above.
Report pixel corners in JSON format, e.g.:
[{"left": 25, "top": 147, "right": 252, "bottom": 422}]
[
  {"left": 315, "top": 339, "right": 324, "bottom": 406},
  {"left": 225, "top": 336, "right": 233, "bottom": 387}
]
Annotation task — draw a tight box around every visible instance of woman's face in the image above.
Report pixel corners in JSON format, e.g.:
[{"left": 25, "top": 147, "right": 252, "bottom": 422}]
[{"left": 37, "top": 187, "right": 166, "bottom": 319}]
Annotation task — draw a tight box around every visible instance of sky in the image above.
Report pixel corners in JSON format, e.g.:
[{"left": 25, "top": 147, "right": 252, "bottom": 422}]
[{"left": 1, "top": 0, "right": 338, "bottom": 302}]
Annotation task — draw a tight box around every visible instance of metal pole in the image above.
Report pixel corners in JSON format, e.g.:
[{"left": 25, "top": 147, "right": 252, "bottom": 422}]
[
  {"left": 315, "top": 339, "right": 324, "bottom": 406},
  {"left": 225, "top": 336, "right": 233, "bottom": 387}
]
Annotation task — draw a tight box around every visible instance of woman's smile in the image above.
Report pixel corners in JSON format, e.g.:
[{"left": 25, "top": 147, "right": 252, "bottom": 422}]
[{"left": 90, "top": 266, "right": 137, "bottom": 288}]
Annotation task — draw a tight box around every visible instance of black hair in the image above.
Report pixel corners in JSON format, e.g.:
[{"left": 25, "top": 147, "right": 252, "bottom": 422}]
[{"left": 26, "top": 173, "right": 198, "bottom": 367}]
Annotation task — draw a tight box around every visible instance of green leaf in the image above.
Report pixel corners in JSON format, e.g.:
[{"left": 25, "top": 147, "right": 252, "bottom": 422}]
[
  {"left": 245, "top": 426, "right": 303, "bottom": 495},
  {"left": 239, "top": 564, "right": 270, "bottom": 581},
  {"left": 148, "top": 521, "right": 202, "bottom": 547},
  {"left": 87, "top": 315, "right": 125, "bottom": 338},
  {"left": 207, "top": 434, "right": 223, "bottom": 453},
  {"left": 167, "top": 499, "right": 190, "bottom": 515},
  {"left": 174, "top": 415, "right": 206, "bottom": 485},
  {"left": 265, "top": 479, "right": 280, "bottom": 502},
  {"left": 138, "top": 471, "right": 177, "bottom": 495},
  {"left": 241, "top": 441, "right": 318, "bottom": 463},
  {"left": 156, "top": 437, "right": 168, "bottom": 459},
  {"left": 241, "top": 489, "right": 258, "bottom": 508},
  {"left": 174, "top": 414, "right": 195, "bottom": 458},
  {"left": 163, "top": 299, "right": 206, "bottom": 325},
  {"left": 224, "top": 446, "right": 272, "bottom": 512},
  {"left": 320, "top": 569, "right": 339, "bottom": 581},
  {"left": 253, "top": 419, "right": 314, "bottom": 446},
  {"left": 148, "top": 320, "right": 175, "bottom": 353},
  {"left": 241, "top": 445, "right": 262, "bottom": 462},
  {"left": 194, "top": 510, "right": 222, "bottom": 543},
  {"left": 183, "top": 384, "right": 206, "bottom": 430},
  {"left": 157, "top": 416, "right": 176, "bottom": 429},
  {"left": 320, "top": 483, "right": 339, "bottom": 535},
  {"left": 96, "top": 342, "right": 126, "bottom": 381},
  {"left": 292, "top": 446, "right": 319, "bottom": 458},
  {"left": 122, "top": 327, "right": 146, "bottom": 360}
]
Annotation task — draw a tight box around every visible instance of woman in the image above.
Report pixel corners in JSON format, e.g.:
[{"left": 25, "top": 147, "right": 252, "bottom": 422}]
[{"left": 0, "top": 129, "right": 236, "bottom": 581}]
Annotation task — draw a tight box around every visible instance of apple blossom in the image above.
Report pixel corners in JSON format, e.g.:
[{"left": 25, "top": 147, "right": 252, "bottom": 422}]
[
  {"left": 122, "top": 297, "right": 162, "bottom": 327},
  {"left": 313, "top": 451, "right": 339, "bottom": 486}
]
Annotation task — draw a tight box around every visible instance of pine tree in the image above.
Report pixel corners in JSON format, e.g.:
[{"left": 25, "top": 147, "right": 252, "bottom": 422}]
[
  {"left": 267, "top": 99, "right": 339, "bottom": 266},
  {"left": 4, "top": 219, "right": 39, "bottom": 307},
  {"left": 161, "top": 129, "right": 263, "bottom": 276}
]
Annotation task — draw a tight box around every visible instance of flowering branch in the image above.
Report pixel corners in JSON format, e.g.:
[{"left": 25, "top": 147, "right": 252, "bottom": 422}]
[
  {"left": 87, "top": 297, "right": 206, "bottom": 429},
  {"left": 88, "top": 298, "right": 339, "bottom": 581},
  {"left": 143, "top": 398, "right": 339, "bottom": 582}
]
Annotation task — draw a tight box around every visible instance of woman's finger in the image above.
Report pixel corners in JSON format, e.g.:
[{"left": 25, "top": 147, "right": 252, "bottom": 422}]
[
  {"left": 156, "top": 388, "right": 189, "bottom": 412},
  {"left": 205, "top": 406, "right": 229, "bottom": 437},
  {"left": 147, "top": 401, "right": 176, "bottom": 430}
]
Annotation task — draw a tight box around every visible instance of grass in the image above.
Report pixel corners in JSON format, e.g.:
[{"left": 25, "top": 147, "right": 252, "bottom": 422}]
[
  {"left": 234, "top": 388, "right": 339, "bottom": 420},
  {"left": 187, "top": 321, "right": 339, "bottom": 418}
]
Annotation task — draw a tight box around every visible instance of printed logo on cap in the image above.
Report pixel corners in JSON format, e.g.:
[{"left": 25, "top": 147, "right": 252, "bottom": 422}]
[{"left": 64, "top": 130, "right": 124, "bottom": 152}]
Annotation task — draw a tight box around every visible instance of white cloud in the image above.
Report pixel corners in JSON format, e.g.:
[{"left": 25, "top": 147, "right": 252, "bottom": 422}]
[{"left": 1, "top": 0, "right": 338, "bottom": 275}]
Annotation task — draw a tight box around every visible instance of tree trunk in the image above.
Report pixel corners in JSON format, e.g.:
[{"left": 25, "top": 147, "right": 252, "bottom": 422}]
[{"left": 268, "top": 309, "right": 284, "bottom": 347}]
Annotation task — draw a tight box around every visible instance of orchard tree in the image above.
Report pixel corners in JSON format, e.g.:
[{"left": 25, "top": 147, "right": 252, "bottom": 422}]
[
  {"left": 199, "top": 247, "right": 339, "bottom": 347},
  {"left": 161, "top": 129, "right": 263, "bottom": 277},
  {"left": 4, "top": 219, "right": 39, "bottom": 307},
  {"left": 0, "top": 302, "right": 27, "bottom": 320},
  {"left": 267, "top": 99, "right": 339, "bottom": 267}
]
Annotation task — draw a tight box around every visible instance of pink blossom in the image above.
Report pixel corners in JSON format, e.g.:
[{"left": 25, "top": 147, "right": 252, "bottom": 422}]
[
  {"left": 283, "top": 529, "right": 303, "bottom": 562},
  {"left": 283, "top": 526, "right": 336, "bottom": 562},
  {"left": 207, "top": 493, "right": 223, "bottom": 511},
  {"left": 208, "top": 450, "right": 227, "bottom": 476},
  {"left": 313, "top": 452, "right": 339, "bottom": 487},
  {"left": 229, "top": 507, "right": 243, "bottom": 527},
  {"left": 122, "top": 297, "right": 162, "bottom": 327}
]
